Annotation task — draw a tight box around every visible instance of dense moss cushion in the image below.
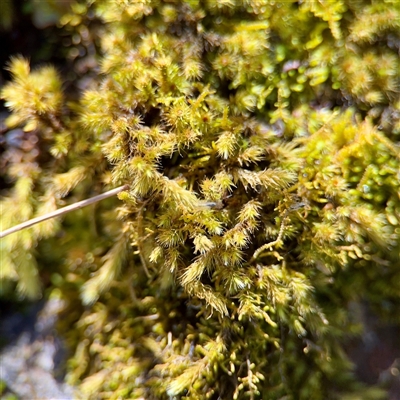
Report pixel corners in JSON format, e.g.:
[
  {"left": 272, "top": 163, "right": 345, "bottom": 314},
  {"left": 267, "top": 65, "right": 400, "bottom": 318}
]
[{"left": 1, "top": 1, "right": 399, "bottom": 399}]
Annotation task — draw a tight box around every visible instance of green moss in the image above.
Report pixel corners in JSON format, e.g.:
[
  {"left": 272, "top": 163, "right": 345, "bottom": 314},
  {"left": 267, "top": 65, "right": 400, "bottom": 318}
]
[{"left": 1, "top": 0, "right": 399, "bottom": 399}]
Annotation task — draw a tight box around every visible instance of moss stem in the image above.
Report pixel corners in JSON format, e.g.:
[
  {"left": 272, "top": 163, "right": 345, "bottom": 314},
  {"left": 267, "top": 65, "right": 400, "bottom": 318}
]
[{"left": 0, "top": 185, "right": 130, "bottom": 238}]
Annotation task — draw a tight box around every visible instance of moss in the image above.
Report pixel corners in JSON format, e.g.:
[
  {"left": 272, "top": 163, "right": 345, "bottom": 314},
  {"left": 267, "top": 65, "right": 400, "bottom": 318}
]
[{"left": 1, "top": 0, "right": 399, "bottom": 399}]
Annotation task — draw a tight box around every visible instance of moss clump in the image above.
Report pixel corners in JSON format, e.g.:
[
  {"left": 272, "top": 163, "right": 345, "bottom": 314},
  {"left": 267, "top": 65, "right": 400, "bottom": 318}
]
[{"left": 1, "top": 1, "right": 399, "bottom": 399}]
